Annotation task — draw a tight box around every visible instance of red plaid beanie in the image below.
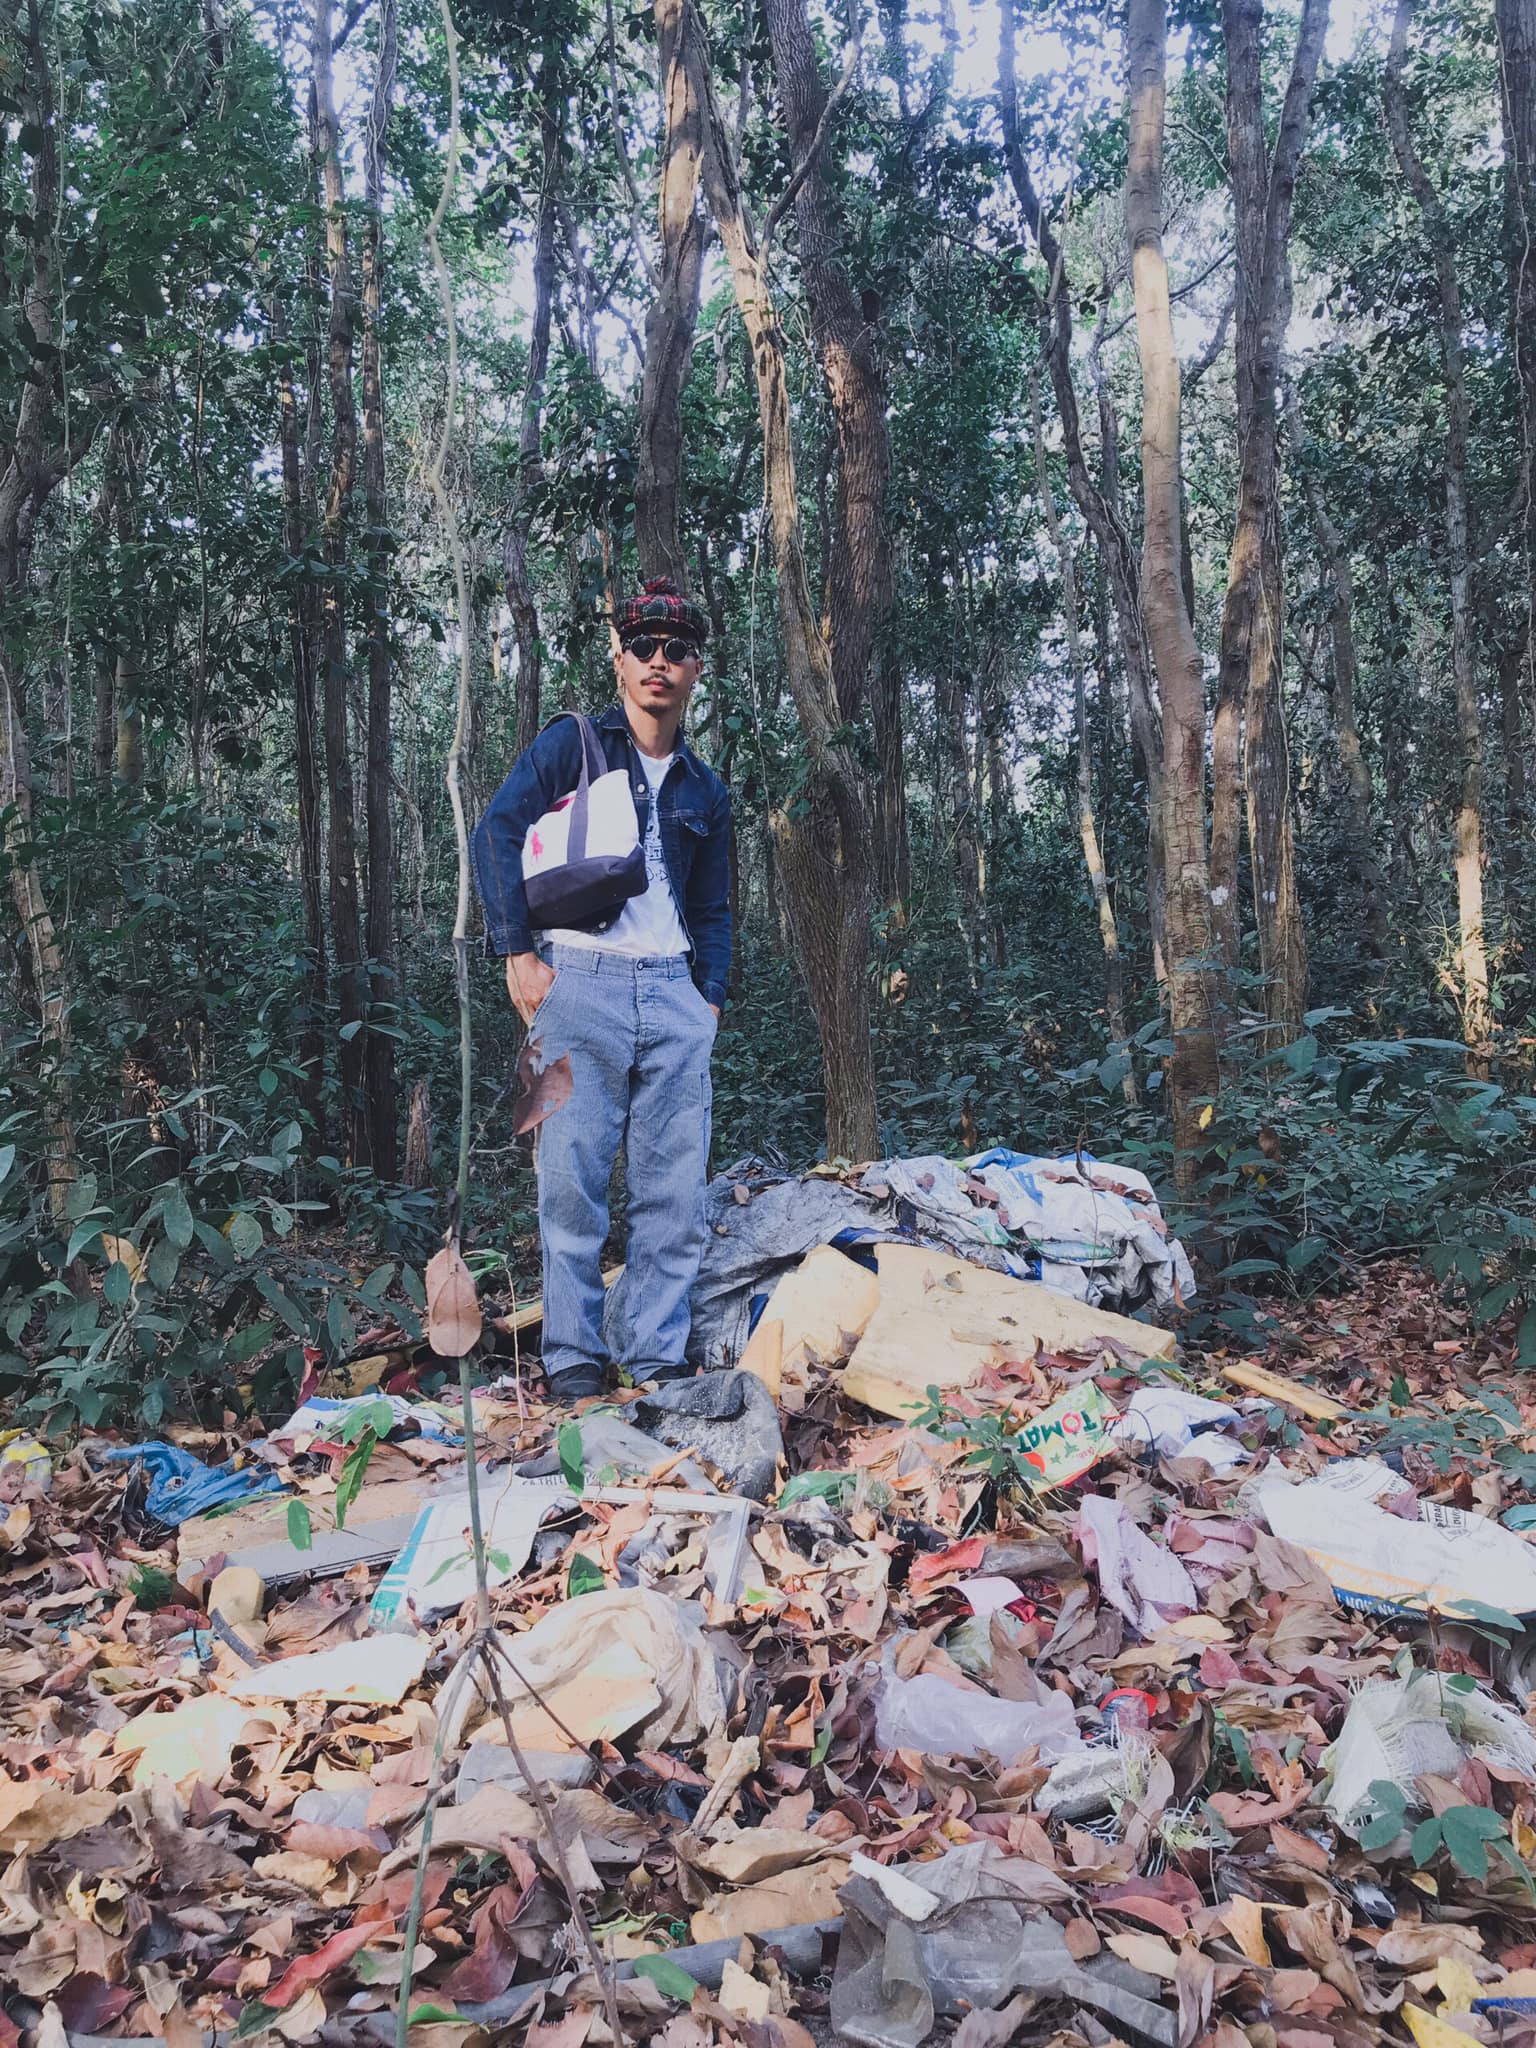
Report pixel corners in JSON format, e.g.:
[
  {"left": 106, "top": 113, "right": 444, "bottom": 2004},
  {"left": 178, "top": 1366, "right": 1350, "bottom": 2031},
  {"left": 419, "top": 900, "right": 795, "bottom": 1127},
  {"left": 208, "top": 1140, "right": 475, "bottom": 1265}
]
[{"left": 615, "top": 576, "right": 709, "bottom": 647}]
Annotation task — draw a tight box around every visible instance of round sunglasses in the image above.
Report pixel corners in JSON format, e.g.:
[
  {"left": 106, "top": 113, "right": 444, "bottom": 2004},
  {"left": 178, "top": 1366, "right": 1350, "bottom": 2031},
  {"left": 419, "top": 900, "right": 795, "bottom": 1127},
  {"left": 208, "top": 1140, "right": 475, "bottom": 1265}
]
[{"left": 622, "top": 632, "right": 700, "bottom": 665}]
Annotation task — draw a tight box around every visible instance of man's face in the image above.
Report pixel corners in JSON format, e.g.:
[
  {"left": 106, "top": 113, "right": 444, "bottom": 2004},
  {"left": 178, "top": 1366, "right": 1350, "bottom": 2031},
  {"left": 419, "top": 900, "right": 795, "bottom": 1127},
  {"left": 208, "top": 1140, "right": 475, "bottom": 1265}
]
[{"left": 617, "top": 632, "right": 702, "bottom": 720}]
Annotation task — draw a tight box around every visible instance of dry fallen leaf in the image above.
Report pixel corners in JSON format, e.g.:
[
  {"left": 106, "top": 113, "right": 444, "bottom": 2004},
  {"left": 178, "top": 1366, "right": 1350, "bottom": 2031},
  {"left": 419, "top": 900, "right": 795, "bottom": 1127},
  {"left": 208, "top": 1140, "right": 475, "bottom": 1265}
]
[{"left": 426, "top": 1245, "right": 482, "bottom": 1359}]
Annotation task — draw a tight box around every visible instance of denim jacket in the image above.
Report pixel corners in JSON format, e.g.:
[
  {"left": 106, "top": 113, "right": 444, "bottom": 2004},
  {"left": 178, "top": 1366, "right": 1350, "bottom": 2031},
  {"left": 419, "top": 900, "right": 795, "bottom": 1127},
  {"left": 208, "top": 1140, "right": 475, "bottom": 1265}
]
[{"left": 471, "top": 704, "right": 733, "bottom": 1009}]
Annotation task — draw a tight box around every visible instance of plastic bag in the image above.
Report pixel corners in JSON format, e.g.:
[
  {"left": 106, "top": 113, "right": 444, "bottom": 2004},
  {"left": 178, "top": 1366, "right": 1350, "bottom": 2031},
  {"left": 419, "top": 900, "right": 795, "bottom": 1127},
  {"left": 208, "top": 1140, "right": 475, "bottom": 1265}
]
[
  {"left": 831, "top": 1840, "right": 1175, "bottom": 2048},
  {"left": 874, "top": 1655, "right": 1081, "bottom": 1765},
  {"left": 633, "top": 1368, "right": 783, "bottom": 1501}
]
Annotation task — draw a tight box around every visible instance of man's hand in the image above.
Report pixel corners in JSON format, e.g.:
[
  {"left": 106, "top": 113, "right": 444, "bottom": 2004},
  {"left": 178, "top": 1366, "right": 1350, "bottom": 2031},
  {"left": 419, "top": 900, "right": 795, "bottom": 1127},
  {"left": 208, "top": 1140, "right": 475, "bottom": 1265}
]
[
  {"left": 505, "top": 952, "right": 555, "bottom": 1025},
  {"left": 709, "top": 1003, "right": 721, "bottom": 1022}
]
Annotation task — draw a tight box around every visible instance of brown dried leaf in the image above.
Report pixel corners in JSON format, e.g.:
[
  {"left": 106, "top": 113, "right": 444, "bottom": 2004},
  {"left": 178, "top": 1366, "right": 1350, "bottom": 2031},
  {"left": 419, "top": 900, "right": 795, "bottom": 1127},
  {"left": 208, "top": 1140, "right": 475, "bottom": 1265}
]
[
  {"left": 426, "top": 1245, "right": 482, "bottom": 1359},
  {"left": 512, "top": 1042, "right": 574, "bottom": 1137},
  {"left": 952, "top": 1995, "right": 1036, "bottom": 2048}
]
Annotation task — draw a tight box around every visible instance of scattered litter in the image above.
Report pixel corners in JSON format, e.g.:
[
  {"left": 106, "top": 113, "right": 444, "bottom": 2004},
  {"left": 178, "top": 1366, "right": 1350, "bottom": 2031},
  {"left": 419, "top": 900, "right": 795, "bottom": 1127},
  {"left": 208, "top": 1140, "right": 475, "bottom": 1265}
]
[
  {"left": 0, "top": 1428, "right": 51, "bottom": 1489},
  {"left": 369, "top": 1475, "right": 574, "bottom": 1630},
  {"left": 1076, "top": 1493, "right": 1198, "bottom": 1635},
  {"left": 1325, "top": 1670, "right": 1536, "bottom": 1827},
  {"left": 965, "top": 1147, "right": 1197, "bottom": 1308},
  {"left": 226, "top": 1632, "right": 429, "bottom": 1705},
  {"left": 832, "top": 1839, "right": 1177, "bottom": 2048},
  {"left": 275, "top": 1391, "right": 461, "bottom": 1447},
  {"left": 843, "top": 1241, "right": 1176, "bottom": 1420},
  {"left": 100, "top": 1439, "right": 286, "bottom": 1525},
  {"left": 873, "top": 1641, "right": 1082, "bottom": 1763},
  {"left": 207, "top": 1564, "right": 265, "bottom": 1628},
  {"left": 443, "top": 1586, "right": 736, "bottom": 1751},
  {"left": 1257, "top": 1461, "right": 1536, "bottom": 1616},
  {"left": 21, "top": 1192, "right": 1536, "bottom": 2048},
  {"left": 1220, "top": 1356, "right": 1350, "bottom": 1419},
  {"left": 1012, "top": 1375, "right": 1115, "bottom": 1487},
  {"left": 1113, "top": 1382, "right": 1247, "bottom": 1465},
  {"left": 113, "top": 1694, "right": 283, "bottom": 1788},
  {"left": 515, "top": 1410, "right": 717, "bottom": 1492},
  {"left": 632, "top": 1367, "right": 783, "bottom": 1500}
]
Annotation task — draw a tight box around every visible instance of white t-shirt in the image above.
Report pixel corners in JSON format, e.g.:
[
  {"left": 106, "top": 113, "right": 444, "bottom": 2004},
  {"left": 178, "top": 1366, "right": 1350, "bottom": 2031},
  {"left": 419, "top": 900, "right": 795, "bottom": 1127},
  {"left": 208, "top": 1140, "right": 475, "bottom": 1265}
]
[{"left": 547, "top": 747, "right": 690, "bottom": 958}]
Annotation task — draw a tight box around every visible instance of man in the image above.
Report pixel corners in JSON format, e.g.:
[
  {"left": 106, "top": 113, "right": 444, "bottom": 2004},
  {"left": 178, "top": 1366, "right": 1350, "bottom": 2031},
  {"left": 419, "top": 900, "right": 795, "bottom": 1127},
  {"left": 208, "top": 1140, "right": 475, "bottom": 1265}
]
[{"left": 471, "top": 577, "right": 731, "bottom": 1401}]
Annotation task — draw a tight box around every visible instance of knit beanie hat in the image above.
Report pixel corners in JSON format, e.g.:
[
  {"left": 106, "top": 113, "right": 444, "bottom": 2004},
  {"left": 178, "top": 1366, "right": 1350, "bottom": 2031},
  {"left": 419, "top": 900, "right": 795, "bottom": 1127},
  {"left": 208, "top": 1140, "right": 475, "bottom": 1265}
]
[{"left": 615, "top": 576, "right": 709, "bottom": 647}]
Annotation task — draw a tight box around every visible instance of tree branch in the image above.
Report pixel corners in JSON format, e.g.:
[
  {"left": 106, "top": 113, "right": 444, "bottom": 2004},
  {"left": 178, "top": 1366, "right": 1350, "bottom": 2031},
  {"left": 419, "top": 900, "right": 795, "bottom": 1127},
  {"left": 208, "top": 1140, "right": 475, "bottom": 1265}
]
[{"left": 759, "top": 25, "right": 862, "bottom": 264}]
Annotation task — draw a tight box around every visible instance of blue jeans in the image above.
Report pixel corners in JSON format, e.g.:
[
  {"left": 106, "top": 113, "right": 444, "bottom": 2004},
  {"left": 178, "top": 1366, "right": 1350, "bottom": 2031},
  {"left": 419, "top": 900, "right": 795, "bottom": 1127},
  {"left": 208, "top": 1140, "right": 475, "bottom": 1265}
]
[{"left": 531, "top": 944, "right": 717, "bottom": 1381}]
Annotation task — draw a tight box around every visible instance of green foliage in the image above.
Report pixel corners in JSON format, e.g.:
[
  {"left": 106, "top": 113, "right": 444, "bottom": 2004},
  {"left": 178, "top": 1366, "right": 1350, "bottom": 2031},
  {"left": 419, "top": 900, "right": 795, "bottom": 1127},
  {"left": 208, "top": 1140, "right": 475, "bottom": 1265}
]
[
  {"left": 630, "top": 1955, "right": 701, "bottom": 2004},
  {"left": 1354, "top": 1776, "right": 1515, "bottom": 1884},
  {"left": 566, "top": 1552, "right": 605, "bottom": 1597},
  {"left": 557, "top": 1420, "right": 585, "bottom": 1491}
]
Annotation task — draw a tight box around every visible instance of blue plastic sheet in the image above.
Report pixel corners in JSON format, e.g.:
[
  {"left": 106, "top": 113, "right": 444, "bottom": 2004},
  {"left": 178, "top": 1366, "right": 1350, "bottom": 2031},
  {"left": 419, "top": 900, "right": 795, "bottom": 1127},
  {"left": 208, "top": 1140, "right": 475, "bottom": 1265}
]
[{"left": 102, "top": 1441, "right": 286, "bottom": 1526}]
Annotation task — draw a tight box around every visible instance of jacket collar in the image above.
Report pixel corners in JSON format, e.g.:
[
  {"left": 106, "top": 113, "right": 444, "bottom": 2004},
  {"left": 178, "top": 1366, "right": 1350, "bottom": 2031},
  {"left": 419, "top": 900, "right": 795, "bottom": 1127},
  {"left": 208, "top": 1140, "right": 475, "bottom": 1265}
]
[{"left": 596, "top": 701, "right": 707, "bottom": 782}]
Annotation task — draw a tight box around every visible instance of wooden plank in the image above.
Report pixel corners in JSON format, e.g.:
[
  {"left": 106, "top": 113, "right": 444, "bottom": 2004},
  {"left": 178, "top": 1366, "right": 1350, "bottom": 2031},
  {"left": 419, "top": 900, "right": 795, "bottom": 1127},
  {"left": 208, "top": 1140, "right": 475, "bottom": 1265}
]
[
  {"left": 842, "top": 1242, "right": 1176, "bottom": 1420},
  {"left": 495, "top": 1263, "right": 624, "bottom": 1337},
  {"left": 1220, "top": 1359, "right": 1348, "bottom": 1421}
]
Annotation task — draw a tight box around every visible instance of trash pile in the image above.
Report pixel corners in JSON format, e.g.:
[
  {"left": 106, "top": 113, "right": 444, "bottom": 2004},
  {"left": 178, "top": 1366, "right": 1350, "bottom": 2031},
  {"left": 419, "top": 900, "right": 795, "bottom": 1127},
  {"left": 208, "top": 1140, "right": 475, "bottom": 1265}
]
[{"left": 6, "top": 1173, "right": 1536, "bottom": 2048}]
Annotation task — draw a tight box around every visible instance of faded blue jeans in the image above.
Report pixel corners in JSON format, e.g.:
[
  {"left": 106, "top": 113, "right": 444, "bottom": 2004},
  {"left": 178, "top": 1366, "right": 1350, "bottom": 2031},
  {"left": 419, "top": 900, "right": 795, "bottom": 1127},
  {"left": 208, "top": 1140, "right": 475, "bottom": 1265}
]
[{"left": 530, "top": 944, "right": 716, "bottom": 1383}]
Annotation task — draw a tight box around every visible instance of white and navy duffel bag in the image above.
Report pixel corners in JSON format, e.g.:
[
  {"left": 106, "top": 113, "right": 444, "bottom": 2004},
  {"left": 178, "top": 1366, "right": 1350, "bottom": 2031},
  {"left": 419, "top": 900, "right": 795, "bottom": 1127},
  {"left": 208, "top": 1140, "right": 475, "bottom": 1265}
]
[{"left": 521, "top": 713, "right": 646, "bottom": 926}]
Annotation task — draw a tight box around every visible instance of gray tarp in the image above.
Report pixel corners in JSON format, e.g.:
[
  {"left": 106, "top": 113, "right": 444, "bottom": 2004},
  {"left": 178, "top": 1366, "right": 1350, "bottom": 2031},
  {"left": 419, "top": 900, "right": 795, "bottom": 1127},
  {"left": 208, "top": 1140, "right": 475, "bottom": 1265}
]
[{"left": 604, "top": 1157, "right": 1016, "bottom": 1373}]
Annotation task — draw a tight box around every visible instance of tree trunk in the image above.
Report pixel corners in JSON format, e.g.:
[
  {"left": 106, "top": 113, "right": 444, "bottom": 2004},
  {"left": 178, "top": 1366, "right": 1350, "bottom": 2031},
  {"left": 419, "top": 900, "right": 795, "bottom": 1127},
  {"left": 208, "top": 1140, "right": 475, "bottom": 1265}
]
[
  {"left": 274, "top": 300, "right": 330, "bottom": 1140},
  {"left": 1212, "top": 0, "right": 1326, "bottom": 1033},
  {"left": 361, "top": 0, "right": 399, "bottom": 1177},
  {"left": 313, "top": 0, "right": 371, "bottom": 1165},
  {"left": 1125, "top": 0, "right": 1223, "bottom": 1185},
  {"left": 934, "top": 637, "right": 985, "bottom": 978},
  {"left": 1497, "top": 0, "right": 1536, "bottom": 765},
  {"left": 998, "top": 0, "right": 1168, "bottom": 985},
  {"left": 1385, "top": 0, "right": 1491, "bottom": 1060},
  {"left": 505, "top": 61, "right": 560, "bottom": 756},
  {"left": 93, "top": 659, "right": 115, "bottom": 789},
  {"left": 1029, "top": 371, "right": 1135, "bottom": 1099},
  {"left": 0, "top": 0, "right": 80, "bottom": 1219},
  {"left": 683, "top": 0, "right": 878, "bottom": 1160},
  {"left": 636, "top": 0, "right": 704, "bottom": 589},
  {"left": 1499, "top": 634, "right": 1528, "bottom": 929},
  {"left": 764, "top": 0, "right": 905, "bottom": 920},
  {"left": 1287, "top": 382, "right": 1388, "bottom": 958}
]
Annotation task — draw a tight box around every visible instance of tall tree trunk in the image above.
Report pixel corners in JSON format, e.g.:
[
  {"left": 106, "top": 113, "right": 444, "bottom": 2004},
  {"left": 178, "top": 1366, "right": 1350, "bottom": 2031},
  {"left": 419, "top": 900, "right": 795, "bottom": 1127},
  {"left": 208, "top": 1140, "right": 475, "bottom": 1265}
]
[
  {"left": 361, "top": 0, "right": 399, "bottom": 1176},
  {"left": 998, "top": 0, "right": 1169, "bottom": 984},
  {"left": 635, "top": 0, "right": 704, "bottom": 588},
  {"left": 274, "top": 297, "right": 329, "bottom": 1140},
  {"left": 313, "top": 0, "right": 370, "bottom": 1165},
  {"left": 0, "top": 0, "right": 81, "bottom": 1219},
  {"left": 1287, "top": 382, "right": 1388, "bottom": 959},
  {"left": 1385, "top": 0, "right": 1491, "bottom": 1060},
  {"left": 1125, "top": 0, "right": 1223, "bottom": 1186},
  {"left": 505, "top": 58, "right": 560, "bottom": 756},
  {"left": 683, "top": 0, "right": 878, "bottom": 1160},
  {"left": 1498, "top": 633, "right": 1528, "bottom": 929},
  {"left": 1497, "top": 0, "right": 1536, "bottom": 764},
  {"left": 764, "top": 0, "right": 905, "bottom": 919},
  {"left": 934, "top": 633, "right": 985, "bottom": 978},
  {"left": 1029, "top": 370, "right": 1135, "bottom": 1099},
  {"left": 1211, "top": 0, "right": 1326, "bottom": 1034}
]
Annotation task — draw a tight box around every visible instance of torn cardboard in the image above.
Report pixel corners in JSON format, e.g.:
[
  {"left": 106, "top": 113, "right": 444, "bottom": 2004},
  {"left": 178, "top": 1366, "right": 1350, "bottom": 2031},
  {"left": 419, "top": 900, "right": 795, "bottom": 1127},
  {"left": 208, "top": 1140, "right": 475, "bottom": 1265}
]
[{"left": 842, "top": 1243, "right": 1175, "bottom": 1420}]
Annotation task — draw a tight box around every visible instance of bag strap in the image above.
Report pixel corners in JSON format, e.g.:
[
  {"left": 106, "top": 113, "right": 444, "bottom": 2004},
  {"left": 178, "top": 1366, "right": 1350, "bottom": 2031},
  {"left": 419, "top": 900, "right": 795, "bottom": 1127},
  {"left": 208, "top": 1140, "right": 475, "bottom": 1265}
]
[{"left": 561, "top": 713, "right": 605, "bottom": 865}]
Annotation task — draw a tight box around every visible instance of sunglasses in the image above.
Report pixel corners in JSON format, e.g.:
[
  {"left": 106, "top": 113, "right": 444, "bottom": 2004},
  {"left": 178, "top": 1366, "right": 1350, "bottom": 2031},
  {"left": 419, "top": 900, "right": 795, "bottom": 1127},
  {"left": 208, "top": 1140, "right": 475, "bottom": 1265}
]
[{"left": 623, "top": 633, "right": 699, "bottom": 665}]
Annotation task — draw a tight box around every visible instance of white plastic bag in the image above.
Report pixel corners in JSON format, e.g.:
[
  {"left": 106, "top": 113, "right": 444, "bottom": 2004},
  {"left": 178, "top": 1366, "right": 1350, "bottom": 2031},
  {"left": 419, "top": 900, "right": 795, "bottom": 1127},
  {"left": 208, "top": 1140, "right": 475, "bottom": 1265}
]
[{"left": 874, "top": 1654, "right": 1081, "bottom": 1764}]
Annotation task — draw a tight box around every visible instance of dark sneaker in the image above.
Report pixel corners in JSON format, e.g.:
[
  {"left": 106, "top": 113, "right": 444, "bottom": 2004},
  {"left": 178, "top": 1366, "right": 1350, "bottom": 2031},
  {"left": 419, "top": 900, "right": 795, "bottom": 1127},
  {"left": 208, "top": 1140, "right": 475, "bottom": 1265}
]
[
  {"left": 544, "top": 1364, "right": 604, "bottom": 1402},
  {"left": 640, "top": 1363, "right": 695, "bottom": 1388}
]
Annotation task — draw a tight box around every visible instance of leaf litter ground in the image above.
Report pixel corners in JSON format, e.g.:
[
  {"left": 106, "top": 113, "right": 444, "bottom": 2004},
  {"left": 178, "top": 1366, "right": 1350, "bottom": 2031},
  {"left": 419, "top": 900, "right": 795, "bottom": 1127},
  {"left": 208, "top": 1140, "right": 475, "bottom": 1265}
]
[{"left": 6, "top": 1256, "right": 1536, "bottom": 2048}]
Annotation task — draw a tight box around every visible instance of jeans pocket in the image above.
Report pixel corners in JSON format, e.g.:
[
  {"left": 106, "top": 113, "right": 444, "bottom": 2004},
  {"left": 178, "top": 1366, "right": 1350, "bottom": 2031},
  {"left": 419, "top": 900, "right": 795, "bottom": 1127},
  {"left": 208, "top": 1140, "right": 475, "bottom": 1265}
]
[{"left": 526, "top": 971, "right": 561, "bottom": 1033}]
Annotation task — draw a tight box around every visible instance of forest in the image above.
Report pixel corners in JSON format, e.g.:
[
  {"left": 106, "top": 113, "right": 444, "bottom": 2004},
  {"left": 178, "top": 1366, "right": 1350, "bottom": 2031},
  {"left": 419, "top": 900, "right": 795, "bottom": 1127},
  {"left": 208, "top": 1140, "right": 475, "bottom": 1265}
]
[{"left": 3, "top": 0, "right": 1536, "bottom": 1426}]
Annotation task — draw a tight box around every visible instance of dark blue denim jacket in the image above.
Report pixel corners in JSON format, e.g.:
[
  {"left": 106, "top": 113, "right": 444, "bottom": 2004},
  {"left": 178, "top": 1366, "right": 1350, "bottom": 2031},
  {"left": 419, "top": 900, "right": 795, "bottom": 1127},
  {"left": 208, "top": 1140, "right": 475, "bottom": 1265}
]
[{"left": 471, "top": 704, "right": 733, "bottom": 1009}]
